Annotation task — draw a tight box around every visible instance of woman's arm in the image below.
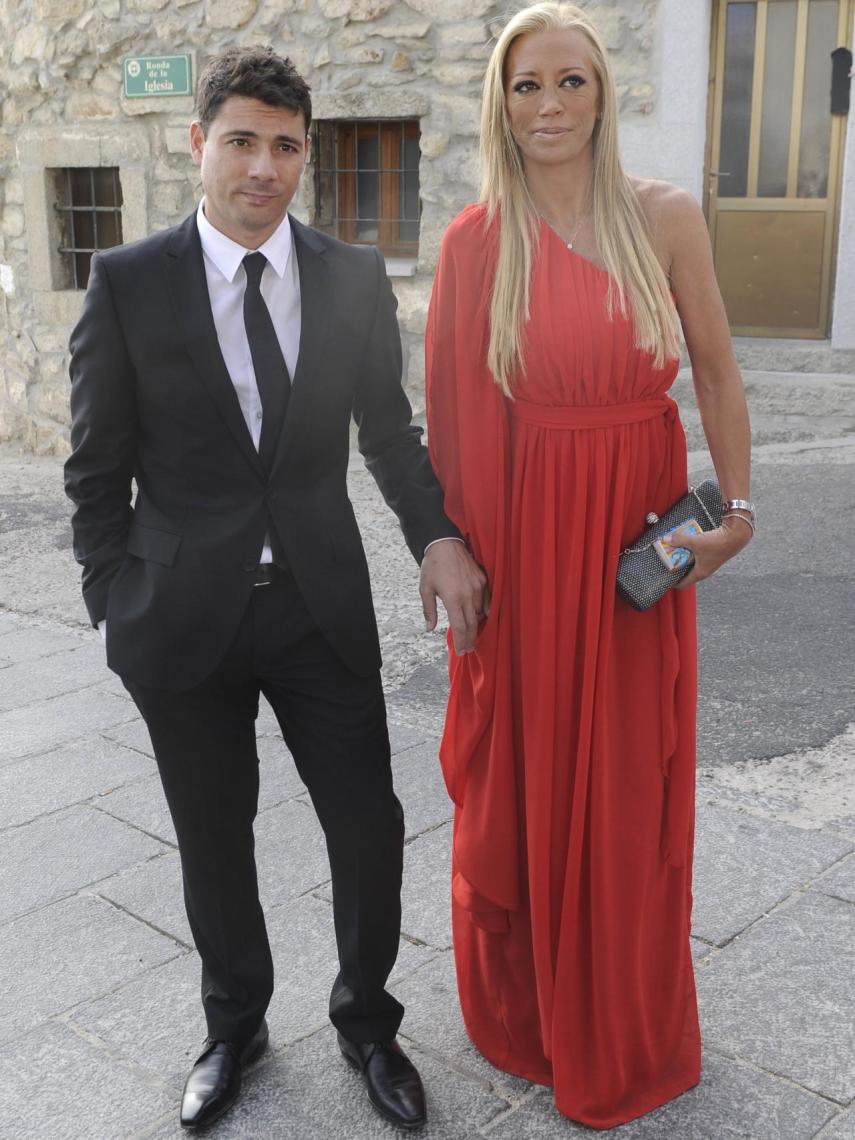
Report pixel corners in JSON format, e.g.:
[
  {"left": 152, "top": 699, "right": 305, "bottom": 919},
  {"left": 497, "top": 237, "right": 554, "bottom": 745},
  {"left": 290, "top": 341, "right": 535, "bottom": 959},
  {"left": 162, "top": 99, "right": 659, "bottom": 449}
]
[{"left": 650, "top": 183, "right": 754, "bottom": 586}]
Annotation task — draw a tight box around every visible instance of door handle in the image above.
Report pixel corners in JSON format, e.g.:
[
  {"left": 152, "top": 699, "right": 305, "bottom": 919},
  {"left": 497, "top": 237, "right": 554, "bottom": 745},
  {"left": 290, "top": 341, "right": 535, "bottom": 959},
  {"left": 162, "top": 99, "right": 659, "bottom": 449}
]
[{"left": 709, "top": 171, "right": 731, "bottom": 178}]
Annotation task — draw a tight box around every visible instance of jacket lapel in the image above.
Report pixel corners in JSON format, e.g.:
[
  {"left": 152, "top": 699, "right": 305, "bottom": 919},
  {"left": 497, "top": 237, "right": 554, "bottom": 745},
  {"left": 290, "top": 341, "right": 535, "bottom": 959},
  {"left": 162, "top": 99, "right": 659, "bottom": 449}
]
[
  {"left": 271, "top": 215, "right": 330, "bottom": 471},
  {"left": 165, "top": 214, "right": 265, "bottom": 480}
]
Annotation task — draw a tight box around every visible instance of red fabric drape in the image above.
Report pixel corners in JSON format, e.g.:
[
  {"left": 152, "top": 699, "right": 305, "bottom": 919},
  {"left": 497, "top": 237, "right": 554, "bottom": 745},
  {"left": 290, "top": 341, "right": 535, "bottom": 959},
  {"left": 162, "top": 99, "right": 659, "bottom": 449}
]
[{"left": 425, "top": 203, "right": 701, "bottom": 1129}]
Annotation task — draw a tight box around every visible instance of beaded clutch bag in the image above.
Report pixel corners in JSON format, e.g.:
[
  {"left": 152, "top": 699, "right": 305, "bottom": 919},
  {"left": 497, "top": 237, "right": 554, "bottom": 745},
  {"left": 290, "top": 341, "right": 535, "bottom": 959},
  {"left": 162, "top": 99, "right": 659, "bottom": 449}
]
[{"left": 616, "top": 479, "right": 724, "bottom": 612}]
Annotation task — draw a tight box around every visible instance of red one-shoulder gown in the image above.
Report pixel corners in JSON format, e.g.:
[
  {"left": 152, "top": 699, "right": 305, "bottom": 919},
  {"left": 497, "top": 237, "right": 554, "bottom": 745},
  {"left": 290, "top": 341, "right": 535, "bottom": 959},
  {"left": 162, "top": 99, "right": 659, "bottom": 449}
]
[{"left": 425, "top": 204, "right": 702, "bottom": 1129}]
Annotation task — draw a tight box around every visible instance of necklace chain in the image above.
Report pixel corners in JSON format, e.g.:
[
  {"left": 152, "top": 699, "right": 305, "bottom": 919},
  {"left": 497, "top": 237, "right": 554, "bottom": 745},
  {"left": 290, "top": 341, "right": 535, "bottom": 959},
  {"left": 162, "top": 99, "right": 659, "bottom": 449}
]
[{"left": 540, "top": 210, "right": 589, "bottom": 251}]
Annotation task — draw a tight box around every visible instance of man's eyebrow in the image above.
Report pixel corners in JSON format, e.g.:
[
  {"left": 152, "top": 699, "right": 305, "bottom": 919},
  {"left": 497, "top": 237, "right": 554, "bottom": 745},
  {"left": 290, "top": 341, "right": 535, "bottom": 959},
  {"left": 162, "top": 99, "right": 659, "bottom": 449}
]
[{"left": 222, "top": 129, "right": 302, "bottom": 144}]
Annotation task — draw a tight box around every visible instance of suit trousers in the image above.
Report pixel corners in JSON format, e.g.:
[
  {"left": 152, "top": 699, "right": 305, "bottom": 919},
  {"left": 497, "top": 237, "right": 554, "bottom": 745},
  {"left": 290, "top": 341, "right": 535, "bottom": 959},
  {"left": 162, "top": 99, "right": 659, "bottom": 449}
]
[{"left": 122, "top": 569, "right": 405, "bottom": 1048}]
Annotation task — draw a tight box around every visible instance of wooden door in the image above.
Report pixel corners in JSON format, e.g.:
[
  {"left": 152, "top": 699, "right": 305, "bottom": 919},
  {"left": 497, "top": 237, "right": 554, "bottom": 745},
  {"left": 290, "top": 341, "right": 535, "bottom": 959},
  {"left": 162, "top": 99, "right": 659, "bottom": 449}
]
[{"left": 706, "top": 0, "right": 852, "bottom": 336}]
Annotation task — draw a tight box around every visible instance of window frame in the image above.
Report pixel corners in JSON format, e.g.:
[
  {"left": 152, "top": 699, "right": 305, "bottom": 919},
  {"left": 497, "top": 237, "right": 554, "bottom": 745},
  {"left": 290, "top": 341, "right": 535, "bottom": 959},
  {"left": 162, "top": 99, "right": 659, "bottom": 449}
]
[
  {"left": 18, "top": 125, "right": 149, "bottom": 326},
  {"left": 312, "top": 118, "right": 421, "bottom": 259},
  {"left": 52, "top": 166, "right": 125, "bottom": 291}
]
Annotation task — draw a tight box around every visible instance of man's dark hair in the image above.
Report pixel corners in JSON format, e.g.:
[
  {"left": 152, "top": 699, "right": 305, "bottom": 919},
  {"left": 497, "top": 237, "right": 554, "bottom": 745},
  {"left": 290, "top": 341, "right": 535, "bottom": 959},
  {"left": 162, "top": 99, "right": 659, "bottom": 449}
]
[{"left": 196, "top": 46, "right": 312, "bottom": 135}]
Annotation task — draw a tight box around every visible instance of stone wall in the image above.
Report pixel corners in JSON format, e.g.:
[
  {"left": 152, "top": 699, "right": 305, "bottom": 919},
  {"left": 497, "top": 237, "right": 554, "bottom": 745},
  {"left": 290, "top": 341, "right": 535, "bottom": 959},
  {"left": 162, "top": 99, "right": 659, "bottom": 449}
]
[{"left": 0, "top": 0, "right": 658, "bottom": 454}]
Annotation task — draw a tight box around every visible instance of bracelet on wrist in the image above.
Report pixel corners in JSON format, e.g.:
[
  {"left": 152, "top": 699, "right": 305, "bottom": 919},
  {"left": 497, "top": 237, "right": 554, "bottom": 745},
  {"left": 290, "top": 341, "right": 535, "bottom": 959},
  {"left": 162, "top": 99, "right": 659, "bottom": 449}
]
[{"left": 723, "top": 511, "right": 756, "bottom": 536}]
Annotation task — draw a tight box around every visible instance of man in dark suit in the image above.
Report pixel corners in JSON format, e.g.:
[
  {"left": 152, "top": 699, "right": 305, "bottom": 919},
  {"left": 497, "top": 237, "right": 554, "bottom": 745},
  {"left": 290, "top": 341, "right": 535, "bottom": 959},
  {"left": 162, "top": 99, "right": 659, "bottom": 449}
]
[{"left": 64, "top": 46, "right": 486, "bottom": 1132}]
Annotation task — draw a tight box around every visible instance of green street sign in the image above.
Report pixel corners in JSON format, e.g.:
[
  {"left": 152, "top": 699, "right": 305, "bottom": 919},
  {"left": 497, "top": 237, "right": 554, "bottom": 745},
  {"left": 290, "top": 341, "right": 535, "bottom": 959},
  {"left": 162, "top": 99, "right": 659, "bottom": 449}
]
[{"left": 123, "top": 54, "right": 193, "bottom": 98}]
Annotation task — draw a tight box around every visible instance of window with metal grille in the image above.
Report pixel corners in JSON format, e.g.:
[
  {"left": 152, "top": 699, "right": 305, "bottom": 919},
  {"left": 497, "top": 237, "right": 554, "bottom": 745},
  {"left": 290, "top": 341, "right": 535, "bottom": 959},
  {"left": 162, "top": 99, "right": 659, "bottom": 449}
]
[
  {"left": 51, "top": 167, "right": 124, "bottom": 290},
  {"left": 313, "top": 121, "right": 420, "bottom": 257}
]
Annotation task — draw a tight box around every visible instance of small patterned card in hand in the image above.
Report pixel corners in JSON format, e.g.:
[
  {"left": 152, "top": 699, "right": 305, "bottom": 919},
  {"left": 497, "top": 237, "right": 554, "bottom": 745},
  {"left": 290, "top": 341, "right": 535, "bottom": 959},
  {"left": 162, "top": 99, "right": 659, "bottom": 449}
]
[{"left": 653, "top": 520, "right": 702, "bottom": 572}]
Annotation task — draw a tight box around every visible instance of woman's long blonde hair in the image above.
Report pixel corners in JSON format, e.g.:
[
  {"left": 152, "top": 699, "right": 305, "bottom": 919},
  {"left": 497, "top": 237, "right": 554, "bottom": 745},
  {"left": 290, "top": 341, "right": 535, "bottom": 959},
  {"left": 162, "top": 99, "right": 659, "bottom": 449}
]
[{"left": 481, "top": 1, "right": 680, "bottom": 394}]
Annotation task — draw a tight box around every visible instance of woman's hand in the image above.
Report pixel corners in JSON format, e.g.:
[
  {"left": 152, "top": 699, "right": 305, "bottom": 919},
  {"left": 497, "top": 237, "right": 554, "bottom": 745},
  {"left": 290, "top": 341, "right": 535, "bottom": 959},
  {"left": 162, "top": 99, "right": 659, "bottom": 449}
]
[{"left": 669, "top": 515, "right": 753, "bottom": 589}]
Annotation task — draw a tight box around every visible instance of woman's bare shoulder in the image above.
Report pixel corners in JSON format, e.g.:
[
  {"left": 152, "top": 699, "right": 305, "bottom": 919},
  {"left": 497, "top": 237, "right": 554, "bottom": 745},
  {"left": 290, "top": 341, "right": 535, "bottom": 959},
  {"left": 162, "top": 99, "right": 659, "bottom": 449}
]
[
  {"left": 631, "top": 178, "right": 704, "bottom": 232},
  {"left": 629, "top": 175, "right": 694, "bottom": 222},
  {"left": 629, "top": 177, "right": 707, "bottom": 269}
]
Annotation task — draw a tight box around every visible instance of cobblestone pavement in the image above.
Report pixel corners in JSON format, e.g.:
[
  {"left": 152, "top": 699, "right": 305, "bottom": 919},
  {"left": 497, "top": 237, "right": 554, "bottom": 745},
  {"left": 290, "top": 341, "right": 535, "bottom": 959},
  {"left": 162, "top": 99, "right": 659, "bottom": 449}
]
[{"left": 1, "top": 370, "right": 854, "bottom": 1139}]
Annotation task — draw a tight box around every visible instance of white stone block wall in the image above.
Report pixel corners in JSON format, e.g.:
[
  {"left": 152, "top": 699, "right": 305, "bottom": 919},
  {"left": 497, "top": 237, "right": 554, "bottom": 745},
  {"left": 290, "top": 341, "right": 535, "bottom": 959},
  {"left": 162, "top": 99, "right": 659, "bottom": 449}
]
[
  {"left": 619, "top": 0, "right": 712, "bottom": 200},
  {"left": 1, "top": 0, "right": 660, "bottom": 453}
]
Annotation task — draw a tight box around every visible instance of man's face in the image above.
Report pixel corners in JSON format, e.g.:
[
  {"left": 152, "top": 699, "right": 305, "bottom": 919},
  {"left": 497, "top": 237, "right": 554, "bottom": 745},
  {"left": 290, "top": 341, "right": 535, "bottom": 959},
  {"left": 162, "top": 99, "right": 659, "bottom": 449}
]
[{"left": 190, "top": 95, "right": 310, "bottom": 248}]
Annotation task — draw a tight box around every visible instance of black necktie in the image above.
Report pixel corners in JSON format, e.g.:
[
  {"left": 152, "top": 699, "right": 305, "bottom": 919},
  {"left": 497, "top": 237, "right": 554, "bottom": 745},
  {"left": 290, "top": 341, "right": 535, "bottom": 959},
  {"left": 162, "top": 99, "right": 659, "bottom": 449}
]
[{"left": 242, "top": 252, "right": 291, "bottom": 472}]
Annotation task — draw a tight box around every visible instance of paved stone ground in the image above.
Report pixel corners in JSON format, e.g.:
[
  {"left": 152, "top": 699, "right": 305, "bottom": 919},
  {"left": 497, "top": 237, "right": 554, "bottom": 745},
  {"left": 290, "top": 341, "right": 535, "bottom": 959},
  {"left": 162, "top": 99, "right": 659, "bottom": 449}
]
[{"left": 1, "top": 369, "right": 855, "bottom": 1139}]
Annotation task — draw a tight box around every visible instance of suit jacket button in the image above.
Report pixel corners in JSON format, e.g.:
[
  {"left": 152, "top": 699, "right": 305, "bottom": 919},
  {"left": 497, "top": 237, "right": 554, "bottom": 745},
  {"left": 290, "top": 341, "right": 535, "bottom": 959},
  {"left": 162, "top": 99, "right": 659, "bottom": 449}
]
[{"left": 243, "top": 560, "right": 257, "bottom": 572}]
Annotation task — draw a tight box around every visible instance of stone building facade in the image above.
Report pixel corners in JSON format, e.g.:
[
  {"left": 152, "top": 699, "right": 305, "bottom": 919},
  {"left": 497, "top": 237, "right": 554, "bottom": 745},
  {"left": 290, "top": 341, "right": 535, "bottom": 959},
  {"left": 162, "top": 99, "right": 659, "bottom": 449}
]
[{"left": 0, "top": 0, "right": 853, "bottom": 454}]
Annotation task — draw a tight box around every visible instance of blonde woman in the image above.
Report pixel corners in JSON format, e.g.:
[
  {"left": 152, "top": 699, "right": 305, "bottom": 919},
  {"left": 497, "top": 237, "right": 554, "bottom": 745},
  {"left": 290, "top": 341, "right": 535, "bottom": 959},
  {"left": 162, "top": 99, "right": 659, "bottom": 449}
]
[{"left": 425, "top": 2, "right": 753, "bottom": 1128}]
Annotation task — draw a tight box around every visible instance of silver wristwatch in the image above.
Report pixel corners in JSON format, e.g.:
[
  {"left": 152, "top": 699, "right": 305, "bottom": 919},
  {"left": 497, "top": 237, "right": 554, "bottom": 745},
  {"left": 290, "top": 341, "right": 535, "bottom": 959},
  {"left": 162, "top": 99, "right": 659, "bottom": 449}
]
[{"left": 724, "top": 498, "right": 755, "bottom": 518}]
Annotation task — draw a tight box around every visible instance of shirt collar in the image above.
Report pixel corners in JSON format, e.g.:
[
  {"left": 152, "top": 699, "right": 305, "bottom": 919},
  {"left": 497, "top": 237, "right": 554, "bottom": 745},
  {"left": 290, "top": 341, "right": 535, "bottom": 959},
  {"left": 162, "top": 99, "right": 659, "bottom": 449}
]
[{"left": 196, "top": 199, "right": 294, "bottom": 283}]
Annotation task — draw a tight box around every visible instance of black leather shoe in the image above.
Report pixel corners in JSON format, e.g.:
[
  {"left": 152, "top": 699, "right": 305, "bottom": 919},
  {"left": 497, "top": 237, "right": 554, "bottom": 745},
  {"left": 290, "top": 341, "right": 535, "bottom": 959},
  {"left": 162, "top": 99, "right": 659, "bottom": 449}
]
[
  {"left": 338, "top": 1033, "right": 426, "bottom": 1129},
  {"left": 180, "top": 1019, "right": 269, "bottom": 1129}
]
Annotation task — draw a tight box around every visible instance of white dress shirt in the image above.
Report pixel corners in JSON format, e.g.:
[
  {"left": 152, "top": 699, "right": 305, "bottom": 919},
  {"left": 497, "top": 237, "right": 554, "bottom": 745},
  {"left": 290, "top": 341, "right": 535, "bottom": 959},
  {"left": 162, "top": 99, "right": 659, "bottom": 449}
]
[
  {"left": 195, "top": 202, "right": 460, "bottom": 560},
  {"left": 197, "top": 200, "right": 302, "bottom": 563}
]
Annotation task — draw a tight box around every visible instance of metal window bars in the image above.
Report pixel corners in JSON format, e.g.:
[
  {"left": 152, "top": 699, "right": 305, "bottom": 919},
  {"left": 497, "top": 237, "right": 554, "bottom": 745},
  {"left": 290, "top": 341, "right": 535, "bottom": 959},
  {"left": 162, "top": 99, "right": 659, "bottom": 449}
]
[
  {"left": 313, "top": 121, "right": 420, "bottom": 256},
  {"left": 54, "top": 167, "right": 124, "bottom": 289}
]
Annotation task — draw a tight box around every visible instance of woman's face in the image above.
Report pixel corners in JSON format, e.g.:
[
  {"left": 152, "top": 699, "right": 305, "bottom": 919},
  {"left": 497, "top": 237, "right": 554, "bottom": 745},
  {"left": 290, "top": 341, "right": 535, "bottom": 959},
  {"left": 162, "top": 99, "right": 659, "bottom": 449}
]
[{"left": 504, "top": 27, "right": 601, "bottom": 172}]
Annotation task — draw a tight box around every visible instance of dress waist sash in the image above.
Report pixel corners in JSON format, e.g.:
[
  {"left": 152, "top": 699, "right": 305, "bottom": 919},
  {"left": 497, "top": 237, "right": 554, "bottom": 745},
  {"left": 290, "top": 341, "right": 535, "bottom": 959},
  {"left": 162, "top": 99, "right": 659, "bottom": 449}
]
[{"left": 509, "top": 395, "right": 676, "bottom": 430}]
